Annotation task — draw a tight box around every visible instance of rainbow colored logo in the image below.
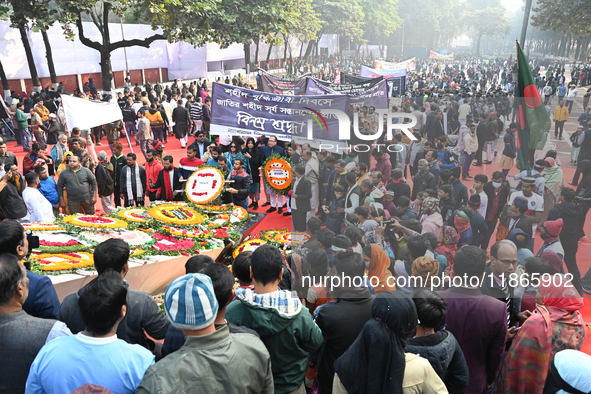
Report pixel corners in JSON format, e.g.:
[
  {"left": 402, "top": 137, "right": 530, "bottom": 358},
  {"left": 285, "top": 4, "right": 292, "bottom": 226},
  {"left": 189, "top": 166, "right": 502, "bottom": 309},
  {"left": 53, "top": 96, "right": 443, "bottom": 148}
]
[{"left": 303, "top": 107, "right": 328, "bottom": 131}]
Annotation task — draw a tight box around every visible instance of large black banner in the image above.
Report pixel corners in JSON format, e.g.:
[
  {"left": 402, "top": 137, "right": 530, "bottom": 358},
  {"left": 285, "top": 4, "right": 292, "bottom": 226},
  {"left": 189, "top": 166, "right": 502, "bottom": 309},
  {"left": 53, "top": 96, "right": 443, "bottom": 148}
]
[
  {"left": 313, "top": 76, "right": 384, "bottom": 95},
  {"left": 342, "top": 72, "right": 406, "bottom": 97},
  {"left": 258, "top": 70, "right": 309, "bottom": 95}
]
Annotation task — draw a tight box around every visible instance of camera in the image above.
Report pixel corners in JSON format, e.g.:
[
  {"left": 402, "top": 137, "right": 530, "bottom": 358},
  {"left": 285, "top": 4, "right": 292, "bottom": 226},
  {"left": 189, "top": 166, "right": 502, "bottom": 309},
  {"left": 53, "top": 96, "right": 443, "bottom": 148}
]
[{"left": 24, "top": 230, "right": 39, "bottom": 270}]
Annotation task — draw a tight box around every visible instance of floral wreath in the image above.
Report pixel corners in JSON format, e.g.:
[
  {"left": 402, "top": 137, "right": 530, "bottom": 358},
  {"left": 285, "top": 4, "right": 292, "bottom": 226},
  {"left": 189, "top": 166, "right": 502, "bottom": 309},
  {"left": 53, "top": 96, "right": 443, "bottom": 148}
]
[
  {"left": 232, "top": 239, "right": 267, "bottom": 259},
  {"left": 195, "top": 204, "right": 234, "bottom": 214},
  {"left": 263, "top": 154, "right": 292, "bottom": 195},
  {"left": 62, "top": 215, "right": 128, "bottom": 229},
  {"left": 31, "top": 252, "right": 94, "bottom": 272},
  {"left": 185, "top": 167, "right": 225, "bottom": 204},
  {"left": 23, "top": 223, "right": 66, "bottom": 232},
  {"left": 147, "top": 204, "right": 203, "bottom": 226},
  {"left": 231, "top": 205, "right": 248, "bottom": 221},
  {"left": 116, "top": 207, "right": 150, "bottom": 223},
  {"left": 77, "top": 230, "right": 154, "bottom": 247},
  {"left": 162, "top": 226, "right": 212, "bottom": 239},
  {"left": 207, "top": 213, "right": 230, "bottom": 229},
  {"left": 274, "top": 232, "right": 310, "bottom": 246},
  {"left": 37, "top": 233, "right": 90, "bottom": 254}
]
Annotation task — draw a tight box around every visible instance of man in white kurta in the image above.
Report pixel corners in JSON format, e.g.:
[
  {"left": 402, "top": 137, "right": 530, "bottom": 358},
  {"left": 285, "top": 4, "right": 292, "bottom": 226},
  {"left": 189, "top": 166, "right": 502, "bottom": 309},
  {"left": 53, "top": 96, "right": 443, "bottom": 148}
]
[{"left": 23, "top": 172, "right": 55, "bottom": 223}]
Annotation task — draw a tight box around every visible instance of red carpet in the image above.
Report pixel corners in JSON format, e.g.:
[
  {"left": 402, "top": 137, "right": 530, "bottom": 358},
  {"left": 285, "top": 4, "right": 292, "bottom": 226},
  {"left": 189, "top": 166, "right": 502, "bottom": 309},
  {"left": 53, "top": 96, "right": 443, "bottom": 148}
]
[{"left": 8, "top": 133, "right": 591, "bottom": 353}]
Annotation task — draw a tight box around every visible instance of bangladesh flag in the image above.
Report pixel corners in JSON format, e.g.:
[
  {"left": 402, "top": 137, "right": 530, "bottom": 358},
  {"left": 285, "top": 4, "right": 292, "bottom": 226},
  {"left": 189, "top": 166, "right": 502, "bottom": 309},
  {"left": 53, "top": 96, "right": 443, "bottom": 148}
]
[{"left": 515, "top": 41, "right": 551, "bottom": 170}]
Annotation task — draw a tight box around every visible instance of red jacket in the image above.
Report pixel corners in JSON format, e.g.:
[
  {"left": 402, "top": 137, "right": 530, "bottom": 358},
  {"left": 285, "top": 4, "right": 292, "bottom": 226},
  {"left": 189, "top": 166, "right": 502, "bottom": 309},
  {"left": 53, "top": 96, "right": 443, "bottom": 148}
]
[{"left": 144, "top": 160, "right": 164, "bottom": 193}]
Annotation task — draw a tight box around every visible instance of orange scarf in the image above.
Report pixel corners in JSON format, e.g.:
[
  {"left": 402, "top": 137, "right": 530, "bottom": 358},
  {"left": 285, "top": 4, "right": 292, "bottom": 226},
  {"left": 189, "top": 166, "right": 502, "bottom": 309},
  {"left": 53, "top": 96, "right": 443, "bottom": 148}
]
[{"left": 368, "top": 244, "right": 396, "bottom": 293}]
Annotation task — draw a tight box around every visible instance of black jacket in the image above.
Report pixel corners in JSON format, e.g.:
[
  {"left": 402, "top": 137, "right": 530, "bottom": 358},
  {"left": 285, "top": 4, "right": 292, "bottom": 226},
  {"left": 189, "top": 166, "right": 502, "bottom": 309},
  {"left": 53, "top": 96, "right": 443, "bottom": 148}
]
[
  {"left": 386, "top": 180, "right": 411, "bottom": 202},
  {"left": 412, "top": 171, "right": 436, "bottom": 200},
  {"left": 406, "top": 330, "right": 470, "bottom": 390},
  {"left": 122, "top": 106, "right": 137, "bottom": 123},
  {"left": 315, "top": 288, "right": 374, "bottom": 394},
  {"left": 483, "top": 181, "right": 510, "bottom": 220},
  {"left": 293, "top": 176, "right": 312, "bottom": 212},
  {"left": 547, "top": 201, "right": 583, "bottom": 245},
  {"left": 230, "top": 173, "right": 252, "bottom": 202},
  {"left": 153, "top": 167, "right": 183, "bottom": 201},
  {"left": 110, "top": 154, "right": 128, "bottom": 187},
  {"left": 0, "top": 181, "right": 27, "bottom": 220}
]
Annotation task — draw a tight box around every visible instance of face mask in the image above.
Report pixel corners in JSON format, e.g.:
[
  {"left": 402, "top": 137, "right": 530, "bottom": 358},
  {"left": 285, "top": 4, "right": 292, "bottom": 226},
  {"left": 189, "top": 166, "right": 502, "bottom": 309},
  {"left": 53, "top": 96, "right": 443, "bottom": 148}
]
[{"left": 492, "top": 181, "right": 502, "bottom": 188}]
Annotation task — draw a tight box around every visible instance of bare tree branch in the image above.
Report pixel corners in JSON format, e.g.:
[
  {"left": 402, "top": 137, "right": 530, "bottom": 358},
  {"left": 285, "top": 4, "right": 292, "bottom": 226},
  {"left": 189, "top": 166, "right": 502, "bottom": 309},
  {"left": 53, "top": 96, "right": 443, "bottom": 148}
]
[
  {"left": 76, "top": 14, "right": 101, "bottom": 51},
  {"left": 109, "top": 33, "right": 167, "bottom": 51}
]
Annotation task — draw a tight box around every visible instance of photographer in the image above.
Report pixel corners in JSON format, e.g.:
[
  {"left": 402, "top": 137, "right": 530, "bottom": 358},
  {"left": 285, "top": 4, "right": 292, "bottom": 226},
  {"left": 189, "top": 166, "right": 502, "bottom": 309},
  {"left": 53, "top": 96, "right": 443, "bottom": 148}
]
[{"left": 0, "top": 220, "right": 60, "bottom": 319}]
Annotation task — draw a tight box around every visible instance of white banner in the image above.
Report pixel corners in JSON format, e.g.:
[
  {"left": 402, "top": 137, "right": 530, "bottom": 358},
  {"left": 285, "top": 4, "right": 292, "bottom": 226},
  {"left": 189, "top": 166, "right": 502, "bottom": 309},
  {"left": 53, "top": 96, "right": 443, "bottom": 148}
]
[
  {"left": 374, "top": 58, "right": 416, "bottom": 71},
  {"left": 61, "top": 95, "right": 123, "bottom": 130}
]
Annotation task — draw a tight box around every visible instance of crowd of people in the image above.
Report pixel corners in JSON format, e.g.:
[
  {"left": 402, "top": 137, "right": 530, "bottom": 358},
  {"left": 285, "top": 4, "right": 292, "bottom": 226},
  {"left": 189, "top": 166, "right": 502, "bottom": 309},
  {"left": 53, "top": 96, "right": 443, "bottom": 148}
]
[{"left": 0, "top": 54, "right": 591, "bottom": 394}]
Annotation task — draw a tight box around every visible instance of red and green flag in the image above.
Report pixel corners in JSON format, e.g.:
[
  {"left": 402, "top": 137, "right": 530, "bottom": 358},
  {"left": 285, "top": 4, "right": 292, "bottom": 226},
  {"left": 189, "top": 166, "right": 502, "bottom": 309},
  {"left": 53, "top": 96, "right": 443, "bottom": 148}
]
[{"left": 515, "top": 41, "right": 551, "bottom": 170}]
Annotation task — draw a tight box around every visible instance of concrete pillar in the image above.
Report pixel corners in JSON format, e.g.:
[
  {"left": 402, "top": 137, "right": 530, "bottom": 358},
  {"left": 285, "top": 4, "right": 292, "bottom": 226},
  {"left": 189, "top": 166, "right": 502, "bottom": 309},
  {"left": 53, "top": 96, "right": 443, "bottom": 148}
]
[
  {"left": 158, "top": 68, "right": 163, "bottom": 83},
  {"left": 20, "top": 79, "right": 26, "bottom": 94},
  {"left": 142, "top": 69, "right": 146, "bottom": 84}
]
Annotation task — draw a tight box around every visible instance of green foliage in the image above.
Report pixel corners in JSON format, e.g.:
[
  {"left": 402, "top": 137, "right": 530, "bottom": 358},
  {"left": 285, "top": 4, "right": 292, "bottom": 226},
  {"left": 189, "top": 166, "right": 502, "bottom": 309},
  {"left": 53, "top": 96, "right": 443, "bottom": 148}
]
[
  {"left": 531, "top": 0, "right": 591, "bottom": 37},
  {"left": 359, "top": 0, "right": 400, "bottom": 43},
  {"left": 312, "top": 0, "right": 364, "bottom": 40}
]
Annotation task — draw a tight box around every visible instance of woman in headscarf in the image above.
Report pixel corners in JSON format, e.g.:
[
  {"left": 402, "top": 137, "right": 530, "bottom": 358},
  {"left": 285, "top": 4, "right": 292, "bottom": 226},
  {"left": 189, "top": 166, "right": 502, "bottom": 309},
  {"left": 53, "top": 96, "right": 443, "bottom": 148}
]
[
  {"left": 362, "top": 244, "right": 396, "bottom": 293},
  {"left": 435, "top": 226, "right": 459, "bottom": 267},
  {"left": 540, "top": 157, "right": 565, "bottom": 226},
  {"left": 497, "top": 274, "right": 586, "bottom": 394},
  {"left": 411, "top": 256, "right": 440, "bottom": 290},
  {"left": 333, "top": 291, "right": 447, "bottom": 394}
]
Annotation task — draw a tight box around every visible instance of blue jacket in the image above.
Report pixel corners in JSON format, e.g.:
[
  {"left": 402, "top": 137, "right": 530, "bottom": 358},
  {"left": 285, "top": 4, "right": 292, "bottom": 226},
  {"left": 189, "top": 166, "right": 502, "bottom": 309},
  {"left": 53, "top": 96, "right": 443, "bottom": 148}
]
[
  {"left": 325, "top": 197, "right": 345, "bottom": 233},
  {"left": 438, "top": 150, "right": 456, "bottom": 169},
  {"left": 23, "top": 270, "right": 60, "bottom": 319},
  {"left": 260, "top": 145, "right": 286, "bottom": 164},
  {"left": 39, "top": 177, "right": 59, "bottom": 205}
]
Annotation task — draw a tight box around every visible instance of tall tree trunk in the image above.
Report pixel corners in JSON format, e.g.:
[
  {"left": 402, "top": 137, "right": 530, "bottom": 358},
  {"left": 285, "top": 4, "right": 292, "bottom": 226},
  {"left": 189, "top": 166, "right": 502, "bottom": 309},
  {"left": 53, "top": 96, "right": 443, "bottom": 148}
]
[
  {"left": 100, "top": 49, "right": 113, "bottom": 95},
  {"left": 574, "top": 38, "right": 581, "bottom": 60},
  {"left": 0, "top": 59, "right": 10, "bottom": 99},
  {"left": 243, "top": 42, "right": 251, "bottom": 72},
  {"left": 265, "top": 43, "right": 274, "bottom": 66},
  {"left": 303, "top": 39, "right": 316, "bottom": 61},
  {"left": 254, "top": 38, "right": 260, "bottom": 66},
  {"left": 41, "top": 30, "right": 58, "bottom": 88},
  {"left": 19, "top": 26, "right": 41, "bottom": 91},
  {"left": 299, "top": 40, "right": 304, "bottom": 59},
  {"left": 476, "top": 33, "right": 483, "bottom": 57},
  {"left": 283, "top": 34, "right": 288, "bottom": 70}
]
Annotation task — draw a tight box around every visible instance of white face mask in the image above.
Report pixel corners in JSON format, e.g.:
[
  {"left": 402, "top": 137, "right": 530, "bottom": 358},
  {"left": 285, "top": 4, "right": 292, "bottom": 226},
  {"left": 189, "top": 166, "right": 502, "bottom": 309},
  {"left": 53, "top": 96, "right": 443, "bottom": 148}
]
[{"left": 492, "top": 181, "right": 502, "bottom": 188}]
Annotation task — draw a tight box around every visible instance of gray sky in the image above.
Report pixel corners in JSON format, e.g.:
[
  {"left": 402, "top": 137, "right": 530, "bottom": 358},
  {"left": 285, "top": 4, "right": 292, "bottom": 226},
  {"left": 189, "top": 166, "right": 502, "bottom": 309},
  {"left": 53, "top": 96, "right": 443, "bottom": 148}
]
[{"left": 502, "top": 0, "right": 523, "bottom": 13}]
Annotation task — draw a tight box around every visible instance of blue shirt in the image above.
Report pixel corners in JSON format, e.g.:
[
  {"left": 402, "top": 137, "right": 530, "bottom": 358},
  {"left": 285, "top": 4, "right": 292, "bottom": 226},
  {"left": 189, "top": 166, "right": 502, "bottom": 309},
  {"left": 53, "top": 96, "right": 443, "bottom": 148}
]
[
  {"left": 26, "top": 333, "right": 154, "bottom": 394},
  {"left": 38, "top": 177, "right": 59, "bottom": 205}
]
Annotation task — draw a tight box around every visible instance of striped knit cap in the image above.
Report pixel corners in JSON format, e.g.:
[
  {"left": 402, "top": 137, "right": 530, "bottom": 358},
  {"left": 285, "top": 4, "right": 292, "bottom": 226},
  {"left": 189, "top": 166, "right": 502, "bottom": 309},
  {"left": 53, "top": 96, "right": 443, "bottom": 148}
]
[{"left": 164, "top": 273, "right": 218, "bottom": 330}]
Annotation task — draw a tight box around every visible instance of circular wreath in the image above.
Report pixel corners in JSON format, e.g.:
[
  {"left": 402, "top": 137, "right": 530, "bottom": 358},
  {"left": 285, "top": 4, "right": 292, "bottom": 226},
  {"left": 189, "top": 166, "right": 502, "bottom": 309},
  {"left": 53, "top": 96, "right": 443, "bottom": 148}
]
[
  {"left": 37, "top": 233, "right": 90, "bottom": 254},
  {"left": 231, "top": 205, "right": 248, "bottom": 221},
  {"left": 162, "top": 226, "right": 211, "bottom": 239},
  {"left": 147, "top": 204, "right": 203, "bottom": 226},
  {"left": 63, "top": 215, "right": 128, "bottom": 229},
  {"left": 152, "top": 233, "right": 196, "bottom": 254},
  {"left": 31, "top": 252, "right": 94, "bottom": 272},
  {"left": 185, "top": 167, "right": 225, "bottom": 204},
  {"left": 263, "top": 154, "right": 292, "bottom": 194},
  {"left": 23, "top": 223, "right": 66, "bottom": 231},
  {"left": 274, "top": 232, "right": 310, "bottom": 246},
  {"left": 232, "top": 239, "right": 267, "bottom": 259},
  {"left": 263, "top": 229, "right": 285, "bottom": 242},
  {"left": 117, "top": 208, "right": 150, "bottom": 223},
  {"left": 195, "top": 204, "right": 233, "bottom": 214},
  {"left": 207, "top": 213, "right": 230, "bottom": 229},
  {"left": 78, "top": 230, "right": 154, "bottom": 247}
]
